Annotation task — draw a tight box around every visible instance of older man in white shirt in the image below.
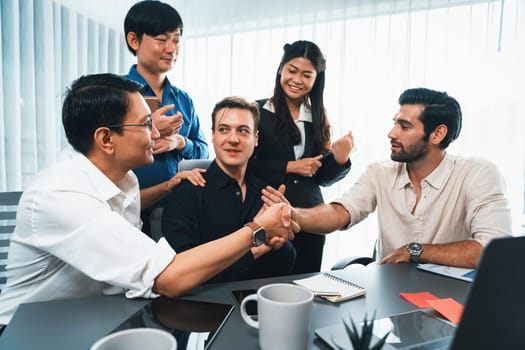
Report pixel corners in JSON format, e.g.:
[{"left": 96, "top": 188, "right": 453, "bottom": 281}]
[{"left": 0, "top": 73, "right": 297, "bottom": 326}]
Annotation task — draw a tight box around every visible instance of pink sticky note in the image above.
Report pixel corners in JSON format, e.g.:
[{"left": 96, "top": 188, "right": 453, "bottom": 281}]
[
  {"left": 427, "top": 298, "right": 464, "bottom": 324},
  {"left": 399, "top": 292, "right": 440, "bottom": 308}
]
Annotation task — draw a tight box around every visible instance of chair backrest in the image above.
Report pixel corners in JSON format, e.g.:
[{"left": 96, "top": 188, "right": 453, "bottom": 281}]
[
  {"left": 0, "top": 191, "right": 23, "bottom": 291},
  {"left": 177, "top": 159, "right": 212, "bottom": 172}
]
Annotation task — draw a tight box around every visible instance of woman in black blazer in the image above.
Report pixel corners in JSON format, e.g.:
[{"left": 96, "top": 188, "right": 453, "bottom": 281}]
[{"left": 250, "top": 40, "right": 354, "bottom": 273}]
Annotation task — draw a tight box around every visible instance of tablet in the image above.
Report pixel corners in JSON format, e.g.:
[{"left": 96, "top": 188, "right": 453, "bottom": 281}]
[{"left": 111, "top": 297, "right": 234, "bottom": 350}]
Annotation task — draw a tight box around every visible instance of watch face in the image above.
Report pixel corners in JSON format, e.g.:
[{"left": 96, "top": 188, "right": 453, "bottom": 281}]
[
  {"left": 254, "top": 228, "right": 266, "bottom": 246},
  {"left": 409, "top": 242, "right": 423, "bottom": 252},
  {"left": 407, "top": 242, "right": 423, "bottom": 263}
]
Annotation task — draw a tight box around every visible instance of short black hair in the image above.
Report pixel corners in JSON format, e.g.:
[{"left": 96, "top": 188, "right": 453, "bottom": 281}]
[
  {"left": 62, "top": 73, "right": 143, "bottom": 155},
  {"left": 399, "top": 88, "right": 462, "bottom": 149},
  {"left": 124, "top": 0, "right": 184, "bottom": 56},
  {"left": 211, "top": 96, "right": 260, "bottom": 131}
]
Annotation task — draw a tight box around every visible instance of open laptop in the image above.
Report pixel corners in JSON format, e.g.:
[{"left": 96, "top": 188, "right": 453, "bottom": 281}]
[{"left": 316, "top": 236, "right": 525, "bottom": 349}]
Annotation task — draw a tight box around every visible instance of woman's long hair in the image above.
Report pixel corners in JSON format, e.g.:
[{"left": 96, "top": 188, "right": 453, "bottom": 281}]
[{"left": 271, "top": 40, "right": 330, "bottom": 153}]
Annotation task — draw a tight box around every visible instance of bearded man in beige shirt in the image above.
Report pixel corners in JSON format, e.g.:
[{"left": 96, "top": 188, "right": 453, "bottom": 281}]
[{"left": 263, "top": 88, "right": 511, "bottom": 268}]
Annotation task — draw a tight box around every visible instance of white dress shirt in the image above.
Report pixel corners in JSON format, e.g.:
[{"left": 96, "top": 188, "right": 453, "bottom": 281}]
[
  {"left": 333, "top": 153, "right": 511, "bottom": 259},
  {"left": 0, "top": 151, "right": 175, "bottom": 324},
  {"left": 262, "top": 100, "right": 313, "bottom": 159}
]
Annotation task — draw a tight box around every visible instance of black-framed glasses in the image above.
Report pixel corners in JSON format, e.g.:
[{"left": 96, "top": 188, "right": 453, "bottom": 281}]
[{"left": 103, "top": 120, "right": 153, "bottom": 130}]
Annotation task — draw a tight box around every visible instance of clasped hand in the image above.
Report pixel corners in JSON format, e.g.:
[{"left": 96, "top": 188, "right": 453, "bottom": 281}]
[
  {"left": 254, "top": 184, "right": 299, "bottom": 249},
  {"left": 257, "top": 185, "right": 300, "bottom": 250},
  {"left": 151, "top": 104, "right": 183, "bottom": 137}
]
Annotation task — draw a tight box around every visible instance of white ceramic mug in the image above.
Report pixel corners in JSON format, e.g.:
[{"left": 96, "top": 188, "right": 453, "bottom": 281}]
[
  {"left": 90, "top": 328, "right": 177, "bottom": 350},
  {"left": 240, "top": 283, "right": 314, "bottom": 350}
]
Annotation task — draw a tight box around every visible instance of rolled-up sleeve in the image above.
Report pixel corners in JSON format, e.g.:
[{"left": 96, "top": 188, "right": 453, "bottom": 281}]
[
  {"left": 464, "top": 159, "right": 511, "bottom": 246},
  {"left": 332, "top": 164, "right": 379, "bottom": 229}
]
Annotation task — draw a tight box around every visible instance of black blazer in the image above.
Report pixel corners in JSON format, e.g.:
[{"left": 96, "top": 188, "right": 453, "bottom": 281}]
[{"left": 250, "top": 99, "right": 351, "bottom": 208}]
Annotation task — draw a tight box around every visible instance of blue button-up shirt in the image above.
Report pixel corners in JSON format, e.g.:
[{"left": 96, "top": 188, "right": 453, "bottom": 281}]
[{"left": 125, "top": 65, "right": 209, "bottom": 192}]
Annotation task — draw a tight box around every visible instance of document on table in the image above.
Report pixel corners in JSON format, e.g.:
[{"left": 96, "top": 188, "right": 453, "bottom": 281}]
[{"left": 417, "top": 263, "right": 475, "bottom": 282}]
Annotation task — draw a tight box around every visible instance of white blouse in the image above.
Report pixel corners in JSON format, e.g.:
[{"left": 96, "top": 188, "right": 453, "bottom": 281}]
[{"left": 262, "top": 100, "right": 313, "bottom": 159}]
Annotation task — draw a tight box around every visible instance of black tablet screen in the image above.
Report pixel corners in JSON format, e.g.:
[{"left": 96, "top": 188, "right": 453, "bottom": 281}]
[{"left": 111, "top": 297, "right": 234, "bottom": 350}]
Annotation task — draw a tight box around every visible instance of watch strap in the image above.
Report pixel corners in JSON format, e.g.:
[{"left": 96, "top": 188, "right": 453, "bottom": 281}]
[{"left": 245, "top": 222, "right": 265, "bottom": 247}]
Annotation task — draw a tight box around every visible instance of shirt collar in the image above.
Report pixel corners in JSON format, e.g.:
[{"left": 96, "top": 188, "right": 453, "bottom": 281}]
[
  {"left": 69, "top": 150, "right": 138, "bottom": 203},
  {"left": 424, "top": 152, "right": 451, "bottom": 189},
  {"left": 126, "top": 65, "right": 178, "bottom": 98},
  {"left": 396, "top": 152, "right": 451, "bottom": 190},
  {"left": 263, "top": 100, "right": 313, "bottom": 123},
  {"left": 207, "top": 160, "right": 261, "bottom": 190}
]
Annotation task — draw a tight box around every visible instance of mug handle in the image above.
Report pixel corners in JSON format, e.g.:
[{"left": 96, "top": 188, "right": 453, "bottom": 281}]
[{"left": 240, "top": 294, "right": 259, "bottom": 329}]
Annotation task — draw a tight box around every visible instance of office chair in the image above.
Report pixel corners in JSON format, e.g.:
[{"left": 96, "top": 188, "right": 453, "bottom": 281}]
[
  {"left": 0, "top": 191, "right": 23, "bottom": 291},
  {"left": 177, "top": 159, "right": 212, "bottom": 172},
  {"left": 331, "top": 242, "right": 377, "bottom": 270}
]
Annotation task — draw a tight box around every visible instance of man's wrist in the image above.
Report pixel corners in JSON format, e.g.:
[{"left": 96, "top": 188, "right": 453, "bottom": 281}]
[
  {"left": 407, "top": 242, "right": 424, "bottom": 263},
  {"left": 245, "top": 221, "right": 267, "bottom": 247},
  {"left": 176, "top": 135, "right": 187, "bottom": 151}
]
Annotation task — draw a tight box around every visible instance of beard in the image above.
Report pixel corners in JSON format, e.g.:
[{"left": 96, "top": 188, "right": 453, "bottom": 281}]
[{"left": 390, "top": 138, "right": 430, "bottom": 163}]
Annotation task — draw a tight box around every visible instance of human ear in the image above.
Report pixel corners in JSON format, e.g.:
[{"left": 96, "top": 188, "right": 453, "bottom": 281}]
[
  {"left": 430, "top": 124, "right": 447, "bottom": 145},
  {"left": 93, "top": 127, "right": 115, "bottom": 154},
  {"left": 127, "top": 32, "right": 140, "bottom": 52}
]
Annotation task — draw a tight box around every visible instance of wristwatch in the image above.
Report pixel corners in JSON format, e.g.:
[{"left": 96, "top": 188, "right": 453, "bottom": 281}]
[
  {"left": 245, "top": 222, "right": 267, "bottom": 247},
  {"left": 407, "top": 242, "right": 424, "bottom": 263}
]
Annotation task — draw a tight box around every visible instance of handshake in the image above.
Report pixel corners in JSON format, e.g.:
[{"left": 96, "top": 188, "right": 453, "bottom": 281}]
[{"left": 252, "top": 185, "right": 300, "bottom": 250}]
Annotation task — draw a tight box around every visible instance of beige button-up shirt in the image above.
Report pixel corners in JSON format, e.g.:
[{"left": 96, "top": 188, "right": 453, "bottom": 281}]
[{"left": 333, "top": 153, "right": 511, "bottom": 259}]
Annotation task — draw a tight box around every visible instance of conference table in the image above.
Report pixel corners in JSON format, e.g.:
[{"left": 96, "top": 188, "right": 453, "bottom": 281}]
[{"left": 0, "top": 263, "right": 471, "bottom": 350}]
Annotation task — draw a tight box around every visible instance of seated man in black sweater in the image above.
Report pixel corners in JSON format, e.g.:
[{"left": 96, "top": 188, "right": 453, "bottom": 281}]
[{"left": 162, "top": 96, "right": 295, "bottom": 282}]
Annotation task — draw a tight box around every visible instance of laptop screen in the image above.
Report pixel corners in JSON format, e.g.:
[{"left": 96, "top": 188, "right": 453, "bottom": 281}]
[{"left": 450, "top": 236, "right": 525, "bottom": 349}]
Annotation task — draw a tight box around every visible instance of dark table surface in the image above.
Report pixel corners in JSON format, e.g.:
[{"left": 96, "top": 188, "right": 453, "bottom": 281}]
[{"left": 0, "top": 263, "right": 471, "bottom": 350}]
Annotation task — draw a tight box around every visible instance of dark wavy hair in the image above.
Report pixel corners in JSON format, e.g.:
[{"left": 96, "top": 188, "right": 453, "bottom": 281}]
[
  {"left": 271, "top": 40, "right": 330, "bottom": 153},
  {"left": 399, "top": 88, "right": 462, "bottom": 149},
  {"left": 124, "top": 0, "right": 183, "bottom": 56},
  {"left": 62, "top": 73, "right": 143, "bottom": 155}
]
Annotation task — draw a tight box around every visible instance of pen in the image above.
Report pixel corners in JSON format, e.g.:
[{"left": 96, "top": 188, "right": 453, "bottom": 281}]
[{"left": 312, "top": 291, "right": 342, "bottom": 297}]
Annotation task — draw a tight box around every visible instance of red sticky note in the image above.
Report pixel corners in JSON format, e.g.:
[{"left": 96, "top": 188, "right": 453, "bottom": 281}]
[
  {"left": 399, "top": 292, "right": 439, "bottom": 308},
  {"left": 427, "top": 298, "right": 464, "bottom": 324}
]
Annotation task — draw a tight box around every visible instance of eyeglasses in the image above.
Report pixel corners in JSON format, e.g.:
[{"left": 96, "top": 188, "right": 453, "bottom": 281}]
[{"left": 103, "top": 120, "right": 153, "bottom": 130}]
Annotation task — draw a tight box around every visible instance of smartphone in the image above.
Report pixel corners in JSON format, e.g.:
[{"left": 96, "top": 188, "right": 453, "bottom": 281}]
[
  {"left": 144, "top": 96, "right": 161, "bottom": 112},
  {"left": 232, "top": 289, "right": 257, "bottom": 316}
]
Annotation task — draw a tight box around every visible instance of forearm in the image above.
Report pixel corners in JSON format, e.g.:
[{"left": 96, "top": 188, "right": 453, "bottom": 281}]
[
  {"left": 153, "top": 226, "right": 253, "bottom": 297},
  {"left": 298, "top": 203, "right": 350, "bottom": 234},
  {"left": 140, "top": 181, "right": 170, "bottom": 209},
  {"left": 420, "top": 240, "right": 482, "bottom": 268}
]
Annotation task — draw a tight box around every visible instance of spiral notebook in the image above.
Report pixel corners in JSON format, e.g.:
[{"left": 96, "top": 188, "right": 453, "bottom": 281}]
[{"left": 293, "top": 272, "right": 366, "bottom": 303}]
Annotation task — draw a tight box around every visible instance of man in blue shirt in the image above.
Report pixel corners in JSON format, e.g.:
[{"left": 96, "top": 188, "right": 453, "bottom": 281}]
[{"left": 124, "top": 1, "right": 208, "bottom": 234}]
